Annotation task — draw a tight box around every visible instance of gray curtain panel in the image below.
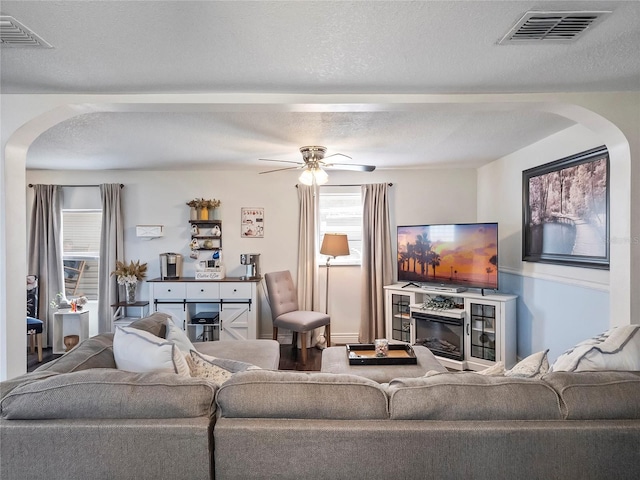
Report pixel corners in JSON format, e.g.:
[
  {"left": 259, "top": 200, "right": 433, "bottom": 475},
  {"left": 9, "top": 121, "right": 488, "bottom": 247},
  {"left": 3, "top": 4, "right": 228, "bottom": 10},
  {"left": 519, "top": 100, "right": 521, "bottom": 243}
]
[
  {"left": 28, "top": 184, "right": 64, "bottom": 347},
  {"left": 98, "top": 184, "right": 124, "bottom": 334},
  {"left": 296, "top": 184, "right": 322, "bottom": 347},
  {"left": 359, "top": 183, "right": 393, "bottom": 343}
]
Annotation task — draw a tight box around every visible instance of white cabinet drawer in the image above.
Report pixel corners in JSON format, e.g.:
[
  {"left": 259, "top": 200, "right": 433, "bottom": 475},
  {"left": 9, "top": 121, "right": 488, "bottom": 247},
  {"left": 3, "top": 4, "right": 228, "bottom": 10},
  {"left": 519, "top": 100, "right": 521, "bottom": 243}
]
[
  {"left": 186, "top": 282, "right": 220, "bottom": 299},
  {"left": 220, "top": 282, "right": 252, "bottom": 299},
  {"left": 152, "top": 282, "right": 186, "bottom": 299}
]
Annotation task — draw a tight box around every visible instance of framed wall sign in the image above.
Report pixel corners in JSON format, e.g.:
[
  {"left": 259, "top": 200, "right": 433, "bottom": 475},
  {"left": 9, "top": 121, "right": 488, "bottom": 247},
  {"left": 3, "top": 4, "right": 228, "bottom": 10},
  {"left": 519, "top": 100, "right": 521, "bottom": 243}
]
[
  {"left": 522, "top": 146, "right": 609, "bottom": 269},
  {"left": 241, "top": 207, "right": 264, "bottom": 238}
]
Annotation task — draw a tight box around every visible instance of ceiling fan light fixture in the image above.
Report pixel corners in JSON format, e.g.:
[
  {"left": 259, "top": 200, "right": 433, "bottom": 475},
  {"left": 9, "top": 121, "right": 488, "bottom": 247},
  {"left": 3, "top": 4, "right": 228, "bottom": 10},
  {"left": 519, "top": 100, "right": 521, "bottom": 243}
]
[
  {"left": 298, "top": 166, "right": 328, "bottom": 186},
  {"left": 298, "top": 169, "right": 314, "bottom": 185},
  {"left": 314, "top": 167, "right": 329, "bottom": 185}
]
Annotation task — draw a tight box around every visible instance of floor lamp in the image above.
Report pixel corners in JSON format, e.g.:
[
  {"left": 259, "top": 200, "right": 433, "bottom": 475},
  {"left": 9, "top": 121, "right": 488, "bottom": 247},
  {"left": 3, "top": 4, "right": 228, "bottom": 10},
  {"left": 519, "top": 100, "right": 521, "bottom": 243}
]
[{"left": 320, "top": 233, "right": 350, "bottom": 315}]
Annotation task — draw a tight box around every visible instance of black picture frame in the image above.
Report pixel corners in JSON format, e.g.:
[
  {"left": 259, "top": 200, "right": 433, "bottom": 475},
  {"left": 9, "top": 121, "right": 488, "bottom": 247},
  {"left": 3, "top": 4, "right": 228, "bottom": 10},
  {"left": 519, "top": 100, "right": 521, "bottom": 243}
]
[{"left": 522, "top": 146, "right": 610, "bottom": 269}]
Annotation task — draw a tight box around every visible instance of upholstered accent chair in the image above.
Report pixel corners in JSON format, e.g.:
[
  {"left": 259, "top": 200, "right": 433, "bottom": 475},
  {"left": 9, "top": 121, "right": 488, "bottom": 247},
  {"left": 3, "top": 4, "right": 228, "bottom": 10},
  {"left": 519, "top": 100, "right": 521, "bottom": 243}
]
[{"left": 264, "top": 270, "right": 330, "bottom": 366}]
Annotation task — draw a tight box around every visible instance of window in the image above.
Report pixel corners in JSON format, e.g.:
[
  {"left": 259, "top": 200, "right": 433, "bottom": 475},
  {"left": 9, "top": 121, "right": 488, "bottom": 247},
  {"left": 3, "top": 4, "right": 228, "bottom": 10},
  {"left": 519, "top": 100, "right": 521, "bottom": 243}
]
[
  {"left": 62, "top": 210, "right": 102, "bottom": 300},
  {"left": 318, "top": 186, "right": 362, "bottom": 265}
]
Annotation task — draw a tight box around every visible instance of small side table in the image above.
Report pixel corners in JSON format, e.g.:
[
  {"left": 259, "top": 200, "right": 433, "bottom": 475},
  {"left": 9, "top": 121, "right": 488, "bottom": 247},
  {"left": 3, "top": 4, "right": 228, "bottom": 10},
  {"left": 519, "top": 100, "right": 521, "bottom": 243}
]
[
  {"left": 53, "top": 310, "right": 90, "bottom": 354},
  {"left": 111, "top": 301, "right": 150, "bottom": 331}
]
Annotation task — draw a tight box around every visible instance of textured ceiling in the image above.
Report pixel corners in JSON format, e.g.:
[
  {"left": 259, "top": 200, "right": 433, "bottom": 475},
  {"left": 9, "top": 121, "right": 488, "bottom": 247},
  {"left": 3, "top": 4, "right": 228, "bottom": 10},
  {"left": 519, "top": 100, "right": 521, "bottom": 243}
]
[{"left": 1, "top": 1, "right": 638, "bottom": 171}]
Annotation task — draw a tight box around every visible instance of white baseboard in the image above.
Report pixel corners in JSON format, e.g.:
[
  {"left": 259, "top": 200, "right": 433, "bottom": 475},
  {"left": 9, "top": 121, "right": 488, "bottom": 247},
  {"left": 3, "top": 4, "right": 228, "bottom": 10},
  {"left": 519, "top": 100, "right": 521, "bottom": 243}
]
[{"left": 259, "top": 332, "right": 360, "bottom": 345}]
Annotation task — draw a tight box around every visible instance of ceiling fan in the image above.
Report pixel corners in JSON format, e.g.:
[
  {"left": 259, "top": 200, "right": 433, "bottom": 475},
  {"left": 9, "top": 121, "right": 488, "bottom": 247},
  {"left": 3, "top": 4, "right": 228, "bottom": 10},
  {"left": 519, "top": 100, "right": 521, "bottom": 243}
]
[{"left": 259, "top": 146, "right": 376, "bottom": 185}]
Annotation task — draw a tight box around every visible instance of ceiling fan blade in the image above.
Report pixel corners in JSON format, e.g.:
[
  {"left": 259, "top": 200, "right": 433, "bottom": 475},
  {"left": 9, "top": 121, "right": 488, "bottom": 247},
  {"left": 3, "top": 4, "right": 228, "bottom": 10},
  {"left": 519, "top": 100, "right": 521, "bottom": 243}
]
[
  {"left": 258, "top": 158, "right": 303, "bottom": 165},
  {"left": 324, "top": 163, "right": 376, "bottom": 172},
  {"left": 259, "top": 166, "right": 302, "bottom": 174},
  {"left": 323, "top": 152, "right": 352, "bottom": 160}
]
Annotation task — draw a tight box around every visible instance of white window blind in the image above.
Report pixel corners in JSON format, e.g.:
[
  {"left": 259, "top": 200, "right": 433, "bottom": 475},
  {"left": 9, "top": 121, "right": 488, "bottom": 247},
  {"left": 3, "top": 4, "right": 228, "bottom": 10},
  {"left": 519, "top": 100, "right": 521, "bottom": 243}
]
[
  {"left": 318, "top": 186, "right": 362, "bottom": 265},
  {"left": 62, "top": 210, "right": 102, "bottom": 299},
  {"left": 62, "top": 210, "right": 102, "bottom": 257}
]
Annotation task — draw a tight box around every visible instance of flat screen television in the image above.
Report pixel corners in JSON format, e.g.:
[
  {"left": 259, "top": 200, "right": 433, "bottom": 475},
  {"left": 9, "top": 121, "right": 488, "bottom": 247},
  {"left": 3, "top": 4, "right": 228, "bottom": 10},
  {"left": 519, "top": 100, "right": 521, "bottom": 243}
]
[{"left": 397, "top": 222, "right": 498, "bottom": 290}]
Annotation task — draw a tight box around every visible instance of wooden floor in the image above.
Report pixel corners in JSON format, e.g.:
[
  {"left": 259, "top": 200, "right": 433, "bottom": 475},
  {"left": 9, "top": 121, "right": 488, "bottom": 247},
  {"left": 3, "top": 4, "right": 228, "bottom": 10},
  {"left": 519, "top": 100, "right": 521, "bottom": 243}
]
[
  {"left": 277, "top": 343, "right": 323, "bottom": 371},
  {"left": 27, "top": 348, "right": 59, "bottom": 372},
  {"left": 29, "top": 344, "right": 325, "bottom": 373}
]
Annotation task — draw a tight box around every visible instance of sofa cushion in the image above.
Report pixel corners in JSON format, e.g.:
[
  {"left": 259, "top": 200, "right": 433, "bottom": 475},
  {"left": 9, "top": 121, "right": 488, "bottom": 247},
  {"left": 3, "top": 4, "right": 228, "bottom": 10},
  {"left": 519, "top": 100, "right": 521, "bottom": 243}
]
[
  {"left": 542, "top": 371, "right": 640, "bottom": 420},
  {"left": 388, "top": 372, "right": 562, "bottom": 420},
  {"left": 128, "top": 312, "right": 171, "bottom": 338},
  {"left": 0, "top": 369, "right": 217, "bottom": 420},
  {"left": 195, "top": 340, "right": 280, "bottom": 370},
  {"left": 35, "top": 333, "right": 116, "bottom": 373},
  {"left": 0, "top": 371, "right": 59, "bottom": 399},
  {"left": 216, "top": 370, "right": 389, "bottom": 419},
  {"left": 551, "top": 325, "right": 640, "bottom": 372},
  {"left": 113, "top": 326, "right": 190, "bottom": 376},
  {"left": 187, "top": 350, "right": 260, "bottom": 386}
]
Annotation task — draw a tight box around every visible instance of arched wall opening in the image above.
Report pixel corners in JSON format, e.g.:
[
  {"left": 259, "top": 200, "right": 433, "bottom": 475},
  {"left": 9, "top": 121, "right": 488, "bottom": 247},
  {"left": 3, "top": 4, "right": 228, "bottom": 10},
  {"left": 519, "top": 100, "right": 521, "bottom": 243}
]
[{"left": 1, "top": 94, "right": 633, "bottom": 380}]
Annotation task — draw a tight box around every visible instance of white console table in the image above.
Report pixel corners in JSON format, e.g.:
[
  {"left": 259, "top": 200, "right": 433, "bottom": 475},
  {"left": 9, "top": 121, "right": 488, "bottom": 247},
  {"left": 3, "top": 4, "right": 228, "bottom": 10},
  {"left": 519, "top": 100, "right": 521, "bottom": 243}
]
[
  {"left": 52, "top": 310, "right": 90, "bottom": 354},
  {"left": 148, "top": 277, "right": 260, "bottom": 342}
]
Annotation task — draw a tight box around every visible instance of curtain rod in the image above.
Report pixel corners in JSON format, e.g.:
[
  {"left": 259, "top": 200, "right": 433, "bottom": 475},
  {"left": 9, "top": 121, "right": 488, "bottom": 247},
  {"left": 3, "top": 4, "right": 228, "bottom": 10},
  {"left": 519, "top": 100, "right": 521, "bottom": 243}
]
[
  {"left": 296, "top": 183, "right": 393, "bottom": 188},
  {"left": 28, "top": 184, "right": 124, "bottom": 188}
]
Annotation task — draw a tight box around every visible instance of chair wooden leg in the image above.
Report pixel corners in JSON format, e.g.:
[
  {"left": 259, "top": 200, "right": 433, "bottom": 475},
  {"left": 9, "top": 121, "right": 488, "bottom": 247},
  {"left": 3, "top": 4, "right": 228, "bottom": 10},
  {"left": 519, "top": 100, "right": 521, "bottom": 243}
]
[
  {"left": 300, "top": 331, "right": 307, "bottom": 366},
  {"left": 36, "top": 333, "right": 43, "bottom": 362},
  {"left": 272, "top": 327, "right": 278, "bottom": 341},
  {"left": 325, "top": 324, "right": 331, "bottom": 347},
  {"left": 29, "top": 331, "right": 36, "bottom": 354}
]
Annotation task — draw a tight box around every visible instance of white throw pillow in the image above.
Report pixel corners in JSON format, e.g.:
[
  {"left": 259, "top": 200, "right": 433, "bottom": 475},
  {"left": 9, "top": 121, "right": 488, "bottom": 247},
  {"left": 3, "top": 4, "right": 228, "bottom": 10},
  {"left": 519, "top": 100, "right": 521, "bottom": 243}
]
[
  {"left": 187, "top": 350, "right": 260, "bottom": 386},
  {"left": 165, "top": 317, "right": 195, "bottom": 354},
  {"left": 113, "top": 326, "right": 190, "bottom": 377},
  {"left": 505, "top": 350, "right": 549, "bottom": 379},
  {"left": 477, "top": 361, "right": 505, "bottom": 376},
  {"left": 551, "top": 325, "right": 640, "bottom": 372}
]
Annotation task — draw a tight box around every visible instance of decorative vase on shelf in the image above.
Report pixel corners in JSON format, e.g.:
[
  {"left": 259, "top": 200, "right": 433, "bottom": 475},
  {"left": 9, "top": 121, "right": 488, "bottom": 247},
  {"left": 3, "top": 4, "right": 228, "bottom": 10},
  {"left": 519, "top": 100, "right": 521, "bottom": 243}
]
[
  {"left": 125, "top": 282, "right": 137, "bottom": 304},
  {"left": 190, "top": 207, "right": 198, "bottom": 221},
  {"left": 199, "top": 207, "right": 209, "bottom": 220},
  {"left": 211, "top": 208, "right": 221, "bottom": 220}
]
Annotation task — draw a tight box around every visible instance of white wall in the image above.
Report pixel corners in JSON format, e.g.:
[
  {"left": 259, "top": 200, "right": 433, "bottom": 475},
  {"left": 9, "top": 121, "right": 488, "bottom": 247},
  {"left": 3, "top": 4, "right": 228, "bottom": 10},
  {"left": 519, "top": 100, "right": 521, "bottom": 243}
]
[
  {"left": 26, "top": 167, "right": 478, "bottom": 343},
  {"left": 477, "top": 124, "right": 624, "bottom": 361}
]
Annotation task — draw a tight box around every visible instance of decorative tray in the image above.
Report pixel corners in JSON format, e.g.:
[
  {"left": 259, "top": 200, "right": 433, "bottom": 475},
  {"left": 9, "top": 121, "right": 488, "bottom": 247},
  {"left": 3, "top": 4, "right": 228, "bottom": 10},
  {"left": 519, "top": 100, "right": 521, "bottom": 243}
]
[{"left": 346, "top": 344, "right": 417, "bottom": 365}]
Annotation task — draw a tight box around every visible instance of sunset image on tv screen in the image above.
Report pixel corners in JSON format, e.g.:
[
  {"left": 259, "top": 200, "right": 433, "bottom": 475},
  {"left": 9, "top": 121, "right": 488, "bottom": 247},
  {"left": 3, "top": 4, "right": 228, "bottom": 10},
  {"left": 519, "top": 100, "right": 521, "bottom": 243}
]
[{"left": 397, "top": 223, "right": 498, "bottom": 289}]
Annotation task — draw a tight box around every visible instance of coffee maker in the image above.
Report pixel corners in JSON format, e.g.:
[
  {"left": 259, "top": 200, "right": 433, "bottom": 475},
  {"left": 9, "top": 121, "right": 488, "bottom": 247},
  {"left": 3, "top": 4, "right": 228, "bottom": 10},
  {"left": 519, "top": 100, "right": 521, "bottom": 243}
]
[
  {"left": 240, "top": 253, "right": 260, "bottom": 280},
  {"left": 159, "top": 253, "right": 183, "bottom": 280}
]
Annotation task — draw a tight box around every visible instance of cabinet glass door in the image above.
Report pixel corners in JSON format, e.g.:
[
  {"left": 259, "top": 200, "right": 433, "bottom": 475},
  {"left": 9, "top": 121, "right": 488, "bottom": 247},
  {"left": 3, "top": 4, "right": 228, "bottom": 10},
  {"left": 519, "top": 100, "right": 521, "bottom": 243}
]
[
  {"left": 469, "top": 303, "right": 496, "bottom": 361},
  {"left": 391, "top": 293, "right": 411, "bottom": 342}
]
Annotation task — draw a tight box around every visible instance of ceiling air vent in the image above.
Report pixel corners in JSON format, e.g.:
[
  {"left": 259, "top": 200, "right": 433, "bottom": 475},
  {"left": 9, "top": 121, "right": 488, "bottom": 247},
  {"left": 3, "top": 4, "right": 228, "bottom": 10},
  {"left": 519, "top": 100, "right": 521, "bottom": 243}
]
[
  {"left": 499, "top": 11, "right": 611, "bottom": 44},
  {"left": 0, "top": 16, "right": 52, "bottom": 47}
]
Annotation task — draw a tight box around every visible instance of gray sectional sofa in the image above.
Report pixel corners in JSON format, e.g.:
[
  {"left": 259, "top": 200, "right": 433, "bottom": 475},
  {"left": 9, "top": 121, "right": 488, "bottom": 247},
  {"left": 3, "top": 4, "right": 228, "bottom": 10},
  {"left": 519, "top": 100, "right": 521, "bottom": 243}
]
[{"left": 2, "top": 313, "right": 640, "bottom": 480}]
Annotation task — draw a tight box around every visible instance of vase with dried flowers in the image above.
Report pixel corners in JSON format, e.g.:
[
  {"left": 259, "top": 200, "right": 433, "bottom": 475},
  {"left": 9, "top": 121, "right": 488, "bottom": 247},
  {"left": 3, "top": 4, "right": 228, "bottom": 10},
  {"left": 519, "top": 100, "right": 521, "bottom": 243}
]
[
  {"left": 186, "top": 199, "right": 199, "bottom": 220},
  {"left": 187, "top": 198, "right": 221, "bottom": 221},
  {"left": 111, "top": 260, "right": 148, "bottom": 304}
]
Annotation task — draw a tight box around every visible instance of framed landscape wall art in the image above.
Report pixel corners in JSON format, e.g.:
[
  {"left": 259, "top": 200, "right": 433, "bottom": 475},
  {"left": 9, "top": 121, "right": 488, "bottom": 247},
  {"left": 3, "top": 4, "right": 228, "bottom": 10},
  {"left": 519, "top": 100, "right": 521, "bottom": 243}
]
[{"left": 522, "top": 146, "right": 609, "bottom": 269}]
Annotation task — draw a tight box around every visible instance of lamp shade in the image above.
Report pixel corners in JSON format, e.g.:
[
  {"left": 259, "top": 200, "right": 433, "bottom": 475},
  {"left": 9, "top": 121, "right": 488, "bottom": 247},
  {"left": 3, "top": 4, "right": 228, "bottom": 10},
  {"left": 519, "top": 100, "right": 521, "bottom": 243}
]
[{"left": 320, "top": 233, "right": 350, "bottom": 257}]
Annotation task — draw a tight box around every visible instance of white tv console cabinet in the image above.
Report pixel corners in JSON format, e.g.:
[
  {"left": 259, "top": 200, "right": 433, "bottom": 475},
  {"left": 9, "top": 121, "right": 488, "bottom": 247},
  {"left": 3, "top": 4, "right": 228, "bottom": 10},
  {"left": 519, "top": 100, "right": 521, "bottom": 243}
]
[
  {"left": 148, "top": 277, "right": 259, "bottom": 342},
  {"left": 384, "top": 284, "right": 516, "bottom": 370}
]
